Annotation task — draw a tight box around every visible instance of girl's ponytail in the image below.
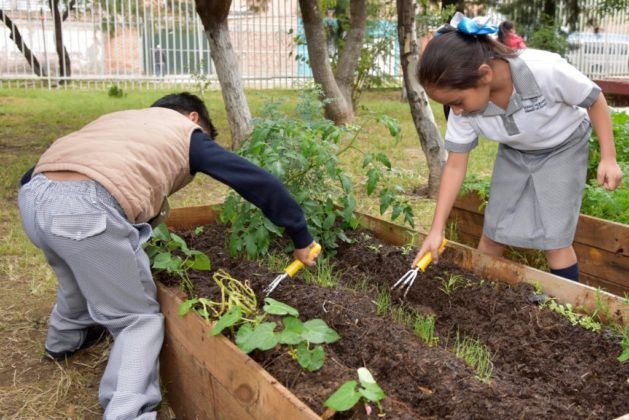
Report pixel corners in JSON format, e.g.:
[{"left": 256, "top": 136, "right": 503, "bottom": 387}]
[{"left": 419, "top": 13, "right": 516, "bottom": 90}]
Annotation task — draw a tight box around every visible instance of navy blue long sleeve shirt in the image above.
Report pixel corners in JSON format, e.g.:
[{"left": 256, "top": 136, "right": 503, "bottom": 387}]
[{"left": 21, "top": 129, "right": 313, "bottom": 249}]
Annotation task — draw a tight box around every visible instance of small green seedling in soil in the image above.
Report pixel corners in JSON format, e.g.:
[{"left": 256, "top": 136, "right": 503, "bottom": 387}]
[
  {"left": 373, "top": 287, "right": 392, "bottom": 316},
  {"left": 454, "top": 332, "right": 494, "bottom": 383},
  {"left": 618, "top": 325, "right": 629, "bottom": 363},
  {"left": 414, "top": 313, "right": 438, "bottom": 346},
  {"left": 540, "top": 299, "right": 602, "bottom": 333},
  {"left": 438, "top": 274, "right": 466, "bottom": 296},
  {"left": 145, "top": 223, "right": 211, "bottom": 295},
  {"left": 400, "top": 233, "right": 417, "bottom": 256},
  {"left": 367, "top": 243, "right": 383, "bottom": 253},
  {"left": 194, "top": 226, "right": 204, "bottom": 236},
  {"left": 324, "top": 367, "right": 386, "bottom": 416},
  {"left": 301, "top": 257, "right": 338, "bottom": 288}
]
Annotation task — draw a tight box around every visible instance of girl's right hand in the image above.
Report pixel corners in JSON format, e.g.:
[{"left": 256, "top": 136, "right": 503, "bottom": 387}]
[{"left": 412, "top": 231, "right": 445, "bottom": 267}]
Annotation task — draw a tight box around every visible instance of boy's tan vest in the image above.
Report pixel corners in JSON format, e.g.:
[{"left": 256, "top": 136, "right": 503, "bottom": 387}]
[{"left": 34, "top": 107, "right": 200, "bottom": 224}]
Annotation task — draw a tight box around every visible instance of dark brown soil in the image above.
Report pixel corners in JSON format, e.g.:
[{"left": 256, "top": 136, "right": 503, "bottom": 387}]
[{"left": 160, "top": 224, "right": 629, "bottom": 419}]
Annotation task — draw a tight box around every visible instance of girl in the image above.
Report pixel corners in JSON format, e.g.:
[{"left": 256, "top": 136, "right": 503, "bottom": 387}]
[
  {"left": 498, "top": 20, "right": 527, "bottom": 50},
  {"left": 413, "top": 14, "right": 622, "bottom": 282}
]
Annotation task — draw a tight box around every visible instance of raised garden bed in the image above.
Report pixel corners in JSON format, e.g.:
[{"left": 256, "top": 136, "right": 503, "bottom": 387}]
[
  {"left": 448, "top": 191, "right": 629, "bottom": 296},
  {"left": 159, "top": 205, "right": 628, "bottom": 419}
]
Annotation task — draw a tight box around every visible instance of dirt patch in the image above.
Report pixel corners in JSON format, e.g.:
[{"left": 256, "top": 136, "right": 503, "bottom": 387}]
[{"left": 161, "top": 223, "right": 629, "bottom": 419}]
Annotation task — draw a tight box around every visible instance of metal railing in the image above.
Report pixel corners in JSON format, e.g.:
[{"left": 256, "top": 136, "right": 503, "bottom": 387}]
[{"left": 1, "top": 0, "right": 626, "bottom": 89}]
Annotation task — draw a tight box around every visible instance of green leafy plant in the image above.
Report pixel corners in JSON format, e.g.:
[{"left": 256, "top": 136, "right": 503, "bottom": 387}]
[
  {"left": 526, "top": 23, "right": 569, "bottom": 57},
  {"left": 107, "top": 84, "right": 125, "bottom": 98},
  {"left": 540, "top": 298, "right": 602, "bottom": 332},
  {"left": 618, "top": 325, "right": 629, "bottom": 363},
  {"left": 301, "top": 257, "right": 338, "bottom": 288},
  {"left": 220, "top": 89, "right": 414, "bottom": 258},
  {"left": 373, "top": 287, "right": 392, "bottom": 316},
  {"left": 145, "top": 223, "right": 211, "bottom": 294},
  {"left": 414, "top": 313, "right": 438, "bottom": 346},
  {"left": 438, "top": 274, "right": 466, "bottom": 296},
  {"left": 324, "top": 367, "right": 386, "bottom": 416},
  {"left": 205, "top": 297, "right": 340, "bottom": 372},
  {"left": 454, "top": 332, "right": 494, "bottom": 383}
]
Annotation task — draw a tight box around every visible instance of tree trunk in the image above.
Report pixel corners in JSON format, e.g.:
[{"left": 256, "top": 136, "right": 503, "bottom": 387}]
[
  {"left": 298, "top": 0, "right": 354, "bottom": 125},
  {"left": 0, "top": 9, "right": 46, "bottom": 77},
  {"left": 396, "top": 0, "right": 446, "bottom": 197},
  {"left": 48, "top": 0, "right": 72, "bottom": 81},
  {"left": 334, "top": 0, "right": 367, "bottom": 107},
  {"left": 196, "top": 0, "right": 252, "bottom": 149}
]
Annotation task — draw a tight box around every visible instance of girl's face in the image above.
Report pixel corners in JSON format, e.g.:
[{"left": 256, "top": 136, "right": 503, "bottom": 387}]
[
  {"left": 425, "top": 63, "right": 494, "bottom": 116},
  {"left": 426, "top": 84, "right": 491, "bottom": 116}
]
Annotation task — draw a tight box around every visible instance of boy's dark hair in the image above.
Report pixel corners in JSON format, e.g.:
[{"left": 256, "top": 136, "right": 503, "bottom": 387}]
[
  {"left": 498, "top": 21, "right": 515, "bottom": 45},
  {"left": 151, "top": 92, "right": 217, "bottom": 138},
  {"left": 418, "top": 29, "right": 516, "bottom": 90}
]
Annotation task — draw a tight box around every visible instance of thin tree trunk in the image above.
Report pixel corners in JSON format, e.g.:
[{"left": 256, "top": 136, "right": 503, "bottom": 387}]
[
  {"left": 298, "top": 0, "right": 354, "bottom": 125},
  {"left": 48, "top": 0, "right": 72, "bottom": 81},
  {"left": 397, "top": 0, "right": 446, "bottom": 197},
  {"left": 334, "top": 0, "right": 367, "bottom": 107},
  {"left": 196, "top": 0, "right": 252, "bottom": 149},
  {"left": 0, "top": 9, "right": 46, "bottom": 77}
]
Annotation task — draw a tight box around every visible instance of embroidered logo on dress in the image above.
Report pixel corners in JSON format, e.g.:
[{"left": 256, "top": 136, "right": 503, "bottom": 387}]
[{"left": 523, "top": 97, "right": 547, "bottom": 113}]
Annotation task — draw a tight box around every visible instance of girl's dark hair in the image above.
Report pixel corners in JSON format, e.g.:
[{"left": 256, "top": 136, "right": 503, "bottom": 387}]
[
  {"left": 498, "top": 21, "right": 515, "bottom": 45},
  {"left": 151, "top": 92, "right": 218, "bottom": 139},
  {"left": 418, "top": 28, "right": 516, "bottom": 90}
]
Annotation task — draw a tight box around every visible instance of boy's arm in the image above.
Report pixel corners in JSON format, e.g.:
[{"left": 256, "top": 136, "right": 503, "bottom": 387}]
[
  {"left": 412, "top": 151, "right": 469, "bottom": 266},
  {"left": 587, "top": 93, "right": 623, "bottom": 190},
  {"left": 189, "top": 131, "right": 313, "bottom": 250}
]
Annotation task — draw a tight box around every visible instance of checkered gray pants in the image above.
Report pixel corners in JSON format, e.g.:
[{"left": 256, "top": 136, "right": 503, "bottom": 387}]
[{"left": 18, "top": 174, "right": 163, "bottom": 420}]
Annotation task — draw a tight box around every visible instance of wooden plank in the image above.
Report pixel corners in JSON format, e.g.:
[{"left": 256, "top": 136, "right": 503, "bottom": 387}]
[
  {"left": 157, "top": 284, "right": 319, "bottom": 420},
  {"left": 580, "top": 272, "right": 627, "bottom": 298},
  {"left": 354, "top": 212, "right": 627, "bottom": 325},
  {"left": 449, "top": 208, "right": 484, "bottom": 238},
  {"left": 594, "top": 79, "right": 629, "bottom": 96},
  {"left": 575, "top": 214, "right": 629, "bottom": 257},
  {"left": 165, "top": 205, "right": 221, "bottom": 230},
  {"left": 453, "top": 193, "right": 629, "bottom": 256}
]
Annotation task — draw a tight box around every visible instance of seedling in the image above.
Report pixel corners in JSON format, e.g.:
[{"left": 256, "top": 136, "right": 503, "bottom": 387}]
[
  {"left": 454, "top": 332, "right": 494, "bottom": 383},
  {"left": 618, "top": 325, "right": 629, "bottom": 363},
  {"left": 145, "top": 223, "right": 211, "bottom": 295},
  {"left": 301, "top": 257, "right": 338, "bottom": 288},
  {"left": 540, "top": 298, "right": 602, "bottom": 333},
  {"left": 438, "top": 274, "right": 466, "bottom": 296},
  {"left": 208, "top": 297, "right": 340, "bottom": 372},
  {"left": 324, "top": 367, "right": 386, "bottom": 416},
  {"left": 414, "top": 313, "right": 438, "bottom": 346},
  {"left": 373, "top": 287, "right": 392, "bottom": 316}
]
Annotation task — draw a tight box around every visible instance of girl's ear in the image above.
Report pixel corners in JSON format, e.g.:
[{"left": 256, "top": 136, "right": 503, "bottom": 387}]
[{"left": 478, "top": 64, "right": 493, "bottom": 85}]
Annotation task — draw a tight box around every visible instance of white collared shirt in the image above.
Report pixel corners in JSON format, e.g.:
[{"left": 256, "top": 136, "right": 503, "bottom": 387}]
[{"left": 445, "top": 48, "right": 601, "bottom": 152}]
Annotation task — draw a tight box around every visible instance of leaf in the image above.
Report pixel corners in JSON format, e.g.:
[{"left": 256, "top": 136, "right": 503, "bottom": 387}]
[
  {"left": 339, "top": 174, "right": 352, "bottom": 194},
  {"left": 366, "top": 168, "right": 379, "bottom": 196},
  {"left": 357, "top": 367, "right": 376, "bottom": 384},
  {"left": 170, "top": 233, "right": 189, "bottom": 253},
  {"left": 210, "top": 306, "right": 242, "bottom": 336},
  {"left": 324, "top": 380, "right": 361, "bottom": 411},
  {"left": 619, "top": 348, "right": 629, "bottom": 363},
  {"left": 263, "top": 298, "right": 299, "bottom": 316},
  {"left": 236, "top": 322, "right": 278, "bottom": 354},
  {"left": 295, "top": 342, "right": 325, "bottom": 371},
  {"left": 359, "top": 382, "right": 386, "bottom": 403},
  {"left": 194, "top": 226, "right": 204, "bottom": 235},
  {"left": 375, "top": 152, "right": 392, "bottom": 170},
  {"left": 278, "top": 316, "right": 304, "bottom": 345},
  {"left": 189, "top": 251, "right": 211, "bottom": 271},
  {"left": 178, "top": 298, "right": 198, "bottom": 316},
  {"left": 301, "top": 319, "right": 340, "bottom": 344},
  {"left": 152, "top": 223, "right": 170, "bottom": 242},
  {"left": 152, "top": 252, "right": 175, "bottom": 269}
]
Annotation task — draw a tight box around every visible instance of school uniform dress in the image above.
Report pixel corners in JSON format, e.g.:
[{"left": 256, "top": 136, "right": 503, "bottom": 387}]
[{"left": 445, "top": 48, "right": 601, "bottom": 250}]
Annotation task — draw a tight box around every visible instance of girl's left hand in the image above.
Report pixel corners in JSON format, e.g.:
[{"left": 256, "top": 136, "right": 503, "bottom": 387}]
[{"left": 597, "top": 158, "right": 623, "bottom": 190}]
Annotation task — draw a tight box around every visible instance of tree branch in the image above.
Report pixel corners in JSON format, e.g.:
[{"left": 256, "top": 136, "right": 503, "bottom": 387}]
[{"left": 0, "top": 9, "right": 46, "bottom": 77}]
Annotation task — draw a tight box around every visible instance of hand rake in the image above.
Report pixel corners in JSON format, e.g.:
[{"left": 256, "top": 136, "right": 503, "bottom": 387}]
[
  {"left": 391, "top": 239, "right": 447, "bottom": 298},
  {"left": 264, "top": 243, "right": 321, "bottom": 295}
]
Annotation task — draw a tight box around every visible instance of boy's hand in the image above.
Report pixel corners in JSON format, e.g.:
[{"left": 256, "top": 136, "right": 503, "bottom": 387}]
[
  {"left": 597, "top": 158, "right": 623, "bottom": 190},
  {"left": 293, "top": 241, "right": 320, "bottom": 267},
  {"left": 413, "top": 231, "right": 445, "bottom": 267}
]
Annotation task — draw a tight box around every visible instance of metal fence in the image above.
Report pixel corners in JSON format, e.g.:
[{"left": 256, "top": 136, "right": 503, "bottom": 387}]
[
  {"left": 0, "top": 0, "right": 627, "bottom": 89},
  {"left": 0, "top": 0, "right": 401, "bottom": 89}
]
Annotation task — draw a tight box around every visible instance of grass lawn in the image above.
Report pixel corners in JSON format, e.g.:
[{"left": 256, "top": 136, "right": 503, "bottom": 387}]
[{"left": 0, "top": 87, "right": 498, "bottom": 418}]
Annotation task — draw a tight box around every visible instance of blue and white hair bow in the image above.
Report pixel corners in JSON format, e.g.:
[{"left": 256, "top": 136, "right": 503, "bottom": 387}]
[{"left": 448, "top": 12, "right": 498, "bottom": 35}]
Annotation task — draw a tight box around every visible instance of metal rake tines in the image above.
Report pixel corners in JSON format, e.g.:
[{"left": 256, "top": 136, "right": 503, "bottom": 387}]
[
  {"left": 264, "top": 273, "right": 288, "bottom": 295},
  {"left": 391, "top": 267, "right": 420, "bottom": 298}
]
